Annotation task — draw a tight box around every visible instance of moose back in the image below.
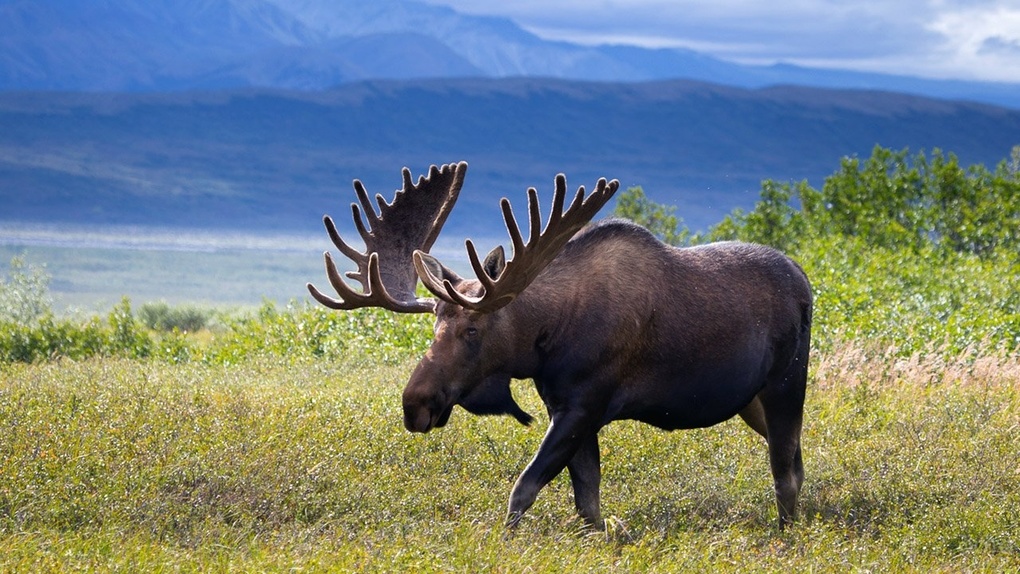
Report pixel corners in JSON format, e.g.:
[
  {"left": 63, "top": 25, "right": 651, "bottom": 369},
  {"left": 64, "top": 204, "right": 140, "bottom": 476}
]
[{"left": 308, "top": 162, "right": 812, "bottom": 529}]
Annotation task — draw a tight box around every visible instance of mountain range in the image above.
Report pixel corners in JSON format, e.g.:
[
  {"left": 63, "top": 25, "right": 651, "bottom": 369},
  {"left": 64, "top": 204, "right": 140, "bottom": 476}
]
[
  {"left": 3, "top": 78, "right": 1018, "bottom": 238},
  {"left": 2, "top": 0, "right": 1019, "bottom": 243},
  {"left": 1, "top": 0, "right": 1018, "bottom": 109}
]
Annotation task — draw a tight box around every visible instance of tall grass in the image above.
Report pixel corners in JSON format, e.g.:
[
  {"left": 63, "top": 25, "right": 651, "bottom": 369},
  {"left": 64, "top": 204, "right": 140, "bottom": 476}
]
[{"left": 1, "top": 346, "right": 1018, "bottom": 571}]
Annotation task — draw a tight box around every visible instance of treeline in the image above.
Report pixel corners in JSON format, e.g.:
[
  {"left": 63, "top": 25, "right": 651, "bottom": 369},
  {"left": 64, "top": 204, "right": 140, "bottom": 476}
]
[
  {"left": 712, "top": 145, "right": 1020, "bottom": 256},
  {"left": 620, "top": 145, "right": 1020, "bottom": 256},
  {"left": 2, "top": 145, "right": 1018, "bottom": 363}
]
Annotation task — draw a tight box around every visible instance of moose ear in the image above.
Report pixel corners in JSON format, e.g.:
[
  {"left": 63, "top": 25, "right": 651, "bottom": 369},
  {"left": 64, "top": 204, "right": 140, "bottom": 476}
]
[
  {"left": 482, "top": 245, "right": 506, "bottom": 281},
  {"left": 415, "top": 251, "right": 464, "bottom": 287}
]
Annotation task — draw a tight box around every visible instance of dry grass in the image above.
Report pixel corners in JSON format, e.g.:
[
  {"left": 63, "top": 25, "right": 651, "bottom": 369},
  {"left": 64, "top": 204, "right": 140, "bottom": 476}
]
[{"left": 814, "top": 339, "right": 1020, "bottom": 390}]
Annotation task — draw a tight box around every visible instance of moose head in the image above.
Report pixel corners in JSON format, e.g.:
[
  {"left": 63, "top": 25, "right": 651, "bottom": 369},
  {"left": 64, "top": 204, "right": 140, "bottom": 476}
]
[{"left": 307, "top": 161, "right": 618, "bottom": 432}]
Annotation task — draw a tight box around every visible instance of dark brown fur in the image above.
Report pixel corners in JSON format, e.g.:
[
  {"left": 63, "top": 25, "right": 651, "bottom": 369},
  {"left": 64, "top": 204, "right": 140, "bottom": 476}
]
[{"left": 402, "top": 218, "right": 812, "bottom": 528}]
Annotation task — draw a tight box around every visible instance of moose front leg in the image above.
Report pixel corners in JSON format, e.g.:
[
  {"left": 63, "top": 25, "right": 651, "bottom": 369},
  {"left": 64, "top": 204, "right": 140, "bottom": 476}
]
[
  {"left": 506, "top": 412, "right": 599, "bottom": 528},
  {"left": 567, "top": 432, "right": 603, "bottom": 528}
]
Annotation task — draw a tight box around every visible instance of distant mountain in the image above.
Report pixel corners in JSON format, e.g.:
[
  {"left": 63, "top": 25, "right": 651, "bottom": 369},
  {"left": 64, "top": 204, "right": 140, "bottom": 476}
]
[
  {"left": 2, "top": 78, "right": 1018, "bottom": 238},
  {"left": 1, "top": 0, "right": 1018, "bottom": 108}
]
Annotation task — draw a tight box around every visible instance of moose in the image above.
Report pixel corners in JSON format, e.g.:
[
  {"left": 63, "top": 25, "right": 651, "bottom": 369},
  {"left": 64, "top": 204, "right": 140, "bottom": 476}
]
[{"left": 307, "top": 162, "right": 812, "bottom": 529}]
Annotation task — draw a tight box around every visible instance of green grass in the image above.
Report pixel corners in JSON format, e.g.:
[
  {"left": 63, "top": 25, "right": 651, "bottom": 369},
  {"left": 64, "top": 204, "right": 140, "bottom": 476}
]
[{"left": 2, "top": 347, "right": 1018, "bottom": 572}]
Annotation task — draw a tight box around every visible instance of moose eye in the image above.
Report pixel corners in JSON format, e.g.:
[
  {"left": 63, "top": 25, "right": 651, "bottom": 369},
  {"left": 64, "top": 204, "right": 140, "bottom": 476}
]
[{"left": 464, "top": 327, "right": 479, "bottom": 339}]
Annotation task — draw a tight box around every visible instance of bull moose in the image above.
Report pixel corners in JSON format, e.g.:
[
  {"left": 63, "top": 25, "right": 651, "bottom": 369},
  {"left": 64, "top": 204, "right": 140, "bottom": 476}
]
[{"left": 307, "top": 162, "right": 812, "bottom": 529}]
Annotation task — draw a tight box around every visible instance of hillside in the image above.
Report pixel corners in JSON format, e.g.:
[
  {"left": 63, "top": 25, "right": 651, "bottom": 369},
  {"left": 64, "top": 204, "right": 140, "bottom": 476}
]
[
  {"left": 2, "top": 78, "right": 1019, "bottom": 237},
  {"left": 1, "top": 0, "right": 1018, "bottom": 108}
]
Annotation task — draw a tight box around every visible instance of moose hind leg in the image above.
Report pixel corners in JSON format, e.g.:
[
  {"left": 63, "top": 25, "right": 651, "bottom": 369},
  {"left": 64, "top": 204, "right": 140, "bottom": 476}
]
[
  {"left": 567, "top": 433, "right": 603, "bottom": 528},
  {"left": 762, "top": 376, "right": 807, "bottom": 527},
  {"left": 767, "top": 427, "right": 803, "bottom": 528},
  {"left": 758, "top": 323, "right": 810, "bottom": 528}
]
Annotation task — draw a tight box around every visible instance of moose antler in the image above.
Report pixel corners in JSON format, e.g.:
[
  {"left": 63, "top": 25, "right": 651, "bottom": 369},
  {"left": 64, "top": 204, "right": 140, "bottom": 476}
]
[
  {"left": 307, "top": 161, "right": 467, "bottom": 313},
  {"left": 414, "top": 174, "right": 620, "bottom": 313}
]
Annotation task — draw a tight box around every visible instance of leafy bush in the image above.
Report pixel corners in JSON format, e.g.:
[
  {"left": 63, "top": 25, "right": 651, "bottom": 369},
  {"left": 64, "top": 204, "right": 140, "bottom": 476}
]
[
  {"left": 797, "top": 234, "right": 1020, "bottom": 355},
  {"left": 139, "top": 301, "right": 211, "bottom": 333},
  {"left": 0, "top": 298, "right": 156, "bottom": 363},
  {"left": 712, "top": 145, "right": 1020, "bottom": 257},
  {"left": 0, "top": 297, "right": 434, "bottom": 365},
  {"left": 204, "top": 300, "right": 433, "bottom": 366},
  {"left": 0, "top": 255, "right": 52, "bottom": 324}
]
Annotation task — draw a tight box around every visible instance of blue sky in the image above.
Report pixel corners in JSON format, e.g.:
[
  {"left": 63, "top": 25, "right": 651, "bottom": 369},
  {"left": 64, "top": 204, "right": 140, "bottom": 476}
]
[{"left": 425, "top": 0, "right": 1020, "bottom": 83}]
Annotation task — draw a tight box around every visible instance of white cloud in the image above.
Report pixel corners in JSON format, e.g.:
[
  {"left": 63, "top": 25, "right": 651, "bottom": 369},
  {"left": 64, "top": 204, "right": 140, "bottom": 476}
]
[
  {"left": 927, "top": 4, "right": 1020, "bottom": 81},
  {"left": 425, "top": 0, "right": 1020, "bottom": 82}
]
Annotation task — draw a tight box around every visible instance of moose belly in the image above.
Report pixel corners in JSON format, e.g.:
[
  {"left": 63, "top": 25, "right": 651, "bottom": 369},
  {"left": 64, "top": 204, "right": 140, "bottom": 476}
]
[{"left": 607, "top": 364, "right": 766, "bottom": 431}]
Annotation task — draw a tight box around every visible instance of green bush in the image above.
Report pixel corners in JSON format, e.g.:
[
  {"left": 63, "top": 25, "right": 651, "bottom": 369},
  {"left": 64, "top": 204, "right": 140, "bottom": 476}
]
[
  {"left": 139, "top": 301, "right": 211, "bottom": 333},
  {"left": 203, "top": 300, "right": 433, "bottom": 366},
  {"left": 712, "top": 145, "right": 1020, "bottom": 257},
  {"left": 0, "top": 255, "right": 52, "bottom": 324},
  {"left": 0, "top": 298, "right": 156, "bottom": 363},
  {"left": 797, "top": 234, "right": 1020, "bottom": 355}
]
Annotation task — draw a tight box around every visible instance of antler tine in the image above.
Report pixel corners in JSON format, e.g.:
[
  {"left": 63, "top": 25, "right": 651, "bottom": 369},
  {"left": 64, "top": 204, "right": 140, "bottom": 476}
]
[
  {"left": 307, "top": 252, "right": 435, "bottom": 313},
  {"left": 308, "top": 161, "right": 468, "bottom": 314},
  {"left": 324, "top": 215, "right": 366, "bottom": 274},
  {"left": 545, "top": 174, "right": 568, "bottom": 231},
  {"left": 306, "top": 252, "right": 363, "bottom": 310},
  {"left": 466, "top": 239, "right": 499, "bottom": 294},
  {"left": 526, "top": 187, "right": 542, "bottom": 249},
  {"left": 353, "top": 179, "right": 381, "bottom": 236},
  {"left": 500, "top": 197, "right": 527, "bottom": 262}
]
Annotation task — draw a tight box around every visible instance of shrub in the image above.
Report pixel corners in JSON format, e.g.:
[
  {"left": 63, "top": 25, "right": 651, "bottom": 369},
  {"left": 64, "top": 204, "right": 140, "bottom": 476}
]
[
  {"left": 203, "top": 300, "right": 433, "bottom": 366},
  {"left": 139, "top": 301, "right": 211, "bottom": 333},
  {"left": 0, "top": 255, "right": 52, "bottom": 325},
  {"left": 713, "top": 146, "right": 1020, "bottom": 257},
  {"left": 0, "top": 297, "right": 158, "bottom": 363}
]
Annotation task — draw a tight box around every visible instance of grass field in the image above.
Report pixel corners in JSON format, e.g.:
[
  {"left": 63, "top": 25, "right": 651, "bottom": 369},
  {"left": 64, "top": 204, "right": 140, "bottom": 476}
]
[{"left": 2, "top": 344, "right": 1018, "bottom": 572}]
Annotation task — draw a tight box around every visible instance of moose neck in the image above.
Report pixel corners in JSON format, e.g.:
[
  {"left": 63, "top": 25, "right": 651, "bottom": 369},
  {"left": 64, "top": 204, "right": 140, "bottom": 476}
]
[{"left": 493, "top": 254, "right": 585, "bottom": 382}]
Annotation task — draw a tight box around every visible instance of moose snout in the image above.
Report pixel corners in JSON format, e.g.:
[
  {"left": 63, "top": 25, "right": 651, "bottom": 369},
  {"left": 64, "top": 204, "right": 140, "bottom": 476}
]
[
  {"left": 402, "top": 382, "right": 447, "bottom": 433},
  {"left": 402, "top": 359, "right": 455, "bottom": 433},
  {"left": 403, "top": 405, "right": 434, "bottom": 433}
]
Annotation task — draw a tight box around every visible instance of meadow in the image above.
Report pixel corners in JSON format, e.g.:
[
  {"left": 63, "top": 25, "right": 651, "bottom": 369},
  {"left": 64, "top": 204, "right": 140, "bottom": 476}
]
[
  {"left": 1, "top": 146, "right": 1019, "bottom": 571},
  {"left": 1, "top": 345, "right": 1018, "bottom": 572}
]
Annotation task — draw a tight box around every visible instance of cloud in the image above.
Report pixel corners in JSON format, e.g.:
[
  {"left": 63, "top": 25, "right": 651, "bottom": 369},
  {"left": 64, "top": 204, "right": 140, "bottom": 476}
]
[
  {"left": 424, "top": 0, "right": 1020, "bottom": 82},
  {"left": 926, "top": 3, "right": 1020, "bottom": 81},
  {"left": 980, "top": 36, "right": 1020, "bottom": 55}
]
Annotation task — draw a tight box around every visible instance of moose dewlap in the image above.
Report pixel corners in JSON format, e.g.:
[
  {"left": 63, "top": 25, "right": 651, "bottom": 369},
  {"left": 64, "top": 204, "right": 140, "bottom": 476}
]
[{"left": 308, "top": 162, "right": 812, "bottom": 529}]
